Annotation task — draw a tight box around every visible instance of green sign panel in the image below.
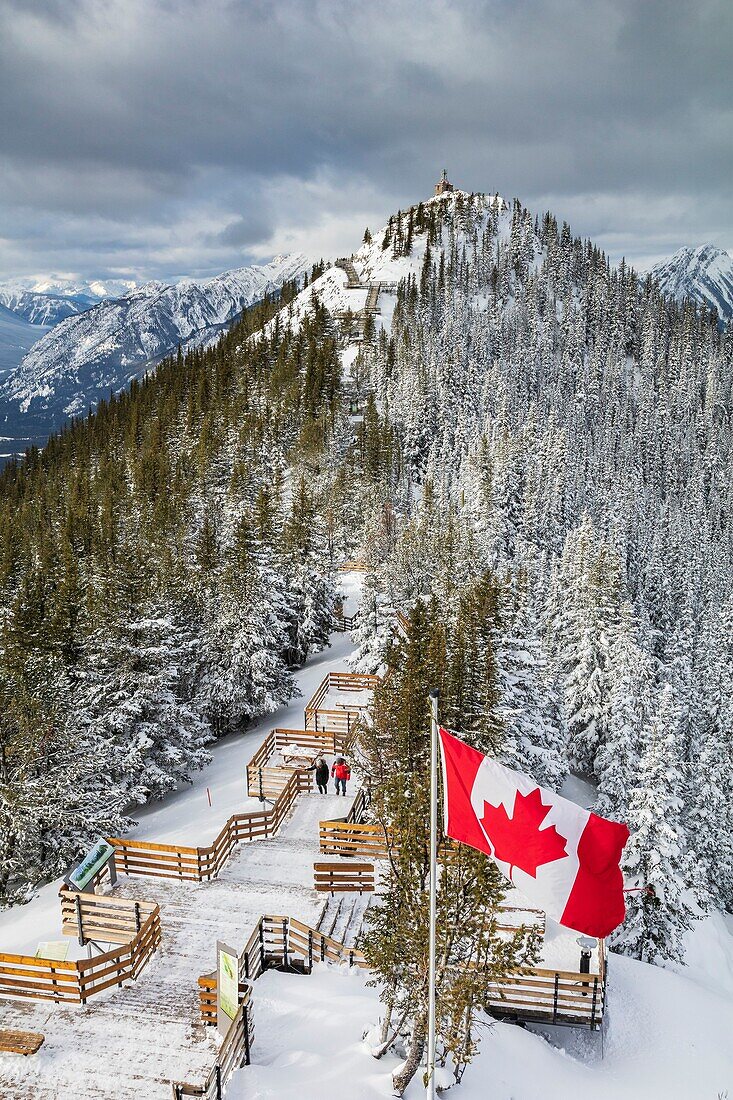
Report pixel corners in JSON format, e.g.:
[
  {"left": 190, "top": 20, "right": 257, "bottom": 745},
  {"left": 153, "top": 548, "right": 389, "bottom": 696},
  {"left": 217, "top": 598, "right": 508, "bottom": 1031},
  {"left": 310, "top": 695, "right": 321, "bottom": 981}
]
[
  {"left": 67, "top": 838, "right": 115, "bottom": 891},
  {"left": 217, "top": 941, "right": 239, "bottom": 1033}
]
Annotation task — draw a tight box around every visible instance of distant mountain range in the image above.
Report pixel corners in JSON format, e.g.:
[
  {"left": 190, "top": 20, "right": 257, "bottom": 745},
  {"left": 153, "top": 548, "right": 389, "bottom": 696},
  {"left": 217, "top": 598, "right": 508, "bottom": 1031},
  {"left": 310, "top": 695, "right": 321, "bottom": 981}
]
[
  {"left": 0, "top": 255, "right": 309, "bottom": 458},
  {"left": 0, "top": 276, "right": 137, "bottom": 327},
  {"left": 650, "top": 244, "right": 733, "bottom": 321}
]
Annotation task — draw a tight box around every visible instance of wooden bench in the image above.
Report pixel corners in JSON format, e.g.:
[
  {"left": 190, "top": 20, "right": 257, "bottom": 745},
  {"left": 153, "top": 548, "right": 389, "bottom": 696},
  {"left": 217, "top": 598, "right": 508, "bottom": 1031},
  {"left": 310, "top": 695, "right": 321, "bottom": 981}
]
[{"left": 0, "top": 1029, "right": 45, "bottom": 1055}]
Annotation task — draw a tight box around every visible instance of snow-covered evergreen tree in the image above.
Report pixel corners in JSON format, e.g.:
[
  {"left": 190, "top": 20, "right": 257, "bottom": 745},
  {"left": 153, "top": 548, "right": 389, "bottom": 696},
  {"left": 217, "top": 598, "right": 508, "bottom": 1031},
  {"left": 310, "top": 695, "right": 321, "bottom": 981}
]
[
  {"left": 614, "top": 684, "right": 698, "bottom": 963},
  {"left": 497, "top": 577, "right": 566, "bottom": 789},
  {"left": 595, "top": 604, "right": 657, "bottom": 821},
  {"left": 77, "top": 605, "right": 211, "bottom": 805}
]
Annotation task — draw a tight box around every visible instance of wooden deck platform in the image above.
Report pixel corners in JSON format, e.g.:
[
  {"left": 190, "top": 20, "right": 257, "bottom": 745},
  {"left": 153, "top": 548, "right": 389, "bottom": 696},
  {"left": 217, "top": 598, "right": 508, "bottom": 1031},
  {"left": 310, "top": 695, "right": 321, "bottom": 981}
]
[{"left": 0, "top": 790, "right": 350, "bottom": 1099}]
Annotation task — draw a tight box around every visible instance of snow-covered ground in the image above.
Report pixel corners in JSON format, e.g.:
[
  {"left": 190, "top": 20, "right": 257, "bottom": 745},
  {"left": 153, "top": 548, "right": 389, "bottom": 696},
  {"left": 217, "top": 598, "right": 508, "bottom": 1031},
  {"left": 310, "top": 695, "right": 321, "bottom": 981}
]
[{"left": 231, "top": 912, "right": 733, "bottom": 1100}]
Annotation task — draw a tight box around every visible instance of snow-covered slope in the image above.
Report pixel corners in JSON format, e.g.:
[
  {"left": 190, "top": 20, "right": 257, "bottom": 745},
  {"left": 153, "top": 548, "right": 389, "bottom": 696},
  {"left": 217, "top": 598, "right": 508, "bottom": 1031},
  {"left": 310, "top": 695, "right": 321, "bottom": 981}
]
[
  {"left": 0, "top": 303, "right": 50, "bottom": 378},
  {"left": 234, "top": 919, "right": 733, "bottom": 1100},
  {"left": 0, "top": 254, "right": 309, "bottom": 425},
  {"left": 650, "top": 244, "right": 733, "bottom": 320},
  {"left": 0, "top": 287, "right": 93, "bottom": 327}
]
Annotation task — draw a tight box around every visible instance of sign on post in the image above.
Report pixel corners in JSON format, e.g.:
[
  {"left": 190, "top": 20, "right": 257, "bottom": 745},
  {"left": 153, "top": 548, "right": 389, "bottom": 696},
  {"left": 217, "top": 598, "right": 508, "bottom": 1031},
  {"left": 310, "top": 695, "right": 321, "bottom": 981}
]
[
  {"left": 64, "top": 838, "right": 117, "bottom": 892},
  {"left": 36, "top": 941, "right": 70, "bottom": 961},
  {"left": 217, "top": 940, "right": 240, "bottom": 1035}
]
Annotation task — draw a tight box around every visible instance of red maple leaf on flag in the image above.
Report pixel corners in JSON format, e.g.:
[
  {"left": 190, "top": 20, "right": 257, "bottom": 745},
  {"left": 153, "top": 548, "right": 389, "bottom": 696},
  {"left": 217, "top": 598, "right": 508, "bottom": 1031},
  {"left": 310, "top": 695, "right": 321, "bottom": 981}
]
[{"left": 480, "top": 788, "right": 568, "bottom": 880}]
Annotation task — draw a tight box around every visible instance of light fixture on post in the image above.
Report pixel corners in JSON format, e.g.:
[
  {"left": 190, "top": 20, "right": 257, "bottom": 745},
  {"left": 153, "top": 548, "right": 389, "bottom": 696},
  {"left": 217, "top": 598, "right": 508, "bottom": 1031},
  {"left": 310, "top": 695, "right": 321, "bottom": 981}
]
[
  {"left": 576, "top": 935, "right": 598, "bottom": 973},
  {"left": 576, "top": 935, "right": 598, "bottom": 997}
]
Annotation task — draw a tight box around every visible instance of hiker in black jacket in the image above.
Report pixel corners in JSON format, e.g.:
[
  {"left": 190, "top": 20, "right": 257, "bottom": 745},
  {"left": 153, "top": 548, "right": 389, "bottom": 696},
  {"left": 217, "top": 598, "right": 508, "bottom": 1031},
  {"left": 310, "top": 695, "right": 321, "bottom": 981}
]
[{"left": 310, "top": 756, "right": 329, "bottom": 795}]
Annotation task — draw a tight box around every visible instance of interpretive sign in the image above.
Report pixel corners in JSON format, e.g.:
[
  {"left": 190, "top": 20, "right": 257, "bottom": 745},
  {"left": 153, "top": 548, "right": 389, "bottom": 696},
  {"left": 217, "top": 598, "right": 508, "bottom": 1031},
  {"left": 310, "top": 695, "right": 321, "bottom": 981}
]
[
  {"left": 65, "top": 838, "right": 117, "bottom": 891},
  {"left": 217, "top": 940, "right": 240, "bottom": 1034},
  {"left": 36, "top": 941, "right": 70, "bottom": 961}
]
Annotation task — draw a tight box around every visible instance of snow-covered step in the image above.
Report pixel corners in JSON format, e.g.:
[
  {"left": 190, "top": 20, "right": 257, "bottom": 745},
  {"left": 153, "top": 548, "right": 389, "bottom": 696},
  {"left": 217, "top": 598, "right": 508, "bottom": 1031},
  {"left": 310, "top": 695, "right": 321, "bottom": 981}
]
[{"left": 316, "top": 891, "right": 373, "bottom": 949}]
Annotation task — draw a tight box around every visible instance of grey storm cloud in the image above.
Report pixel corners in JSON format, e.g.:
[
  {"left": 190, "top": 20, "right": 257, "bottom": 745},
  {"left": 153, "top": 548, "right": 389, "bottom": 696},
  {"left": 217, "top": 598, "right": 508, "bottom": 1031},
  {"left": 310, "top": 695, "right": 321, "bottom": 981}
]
[{"left": 0, "top": 0, "right": 731, "bottom": 281}]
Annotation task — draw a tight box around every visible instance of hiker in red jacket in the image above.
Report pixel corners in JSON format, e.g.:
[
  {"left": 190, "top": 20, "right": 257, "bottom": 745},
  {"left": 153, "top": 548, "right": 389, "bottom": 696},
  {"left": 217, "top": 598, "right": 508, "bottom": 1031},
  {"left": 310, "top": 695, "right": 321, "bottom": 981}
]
[{"left": 331, "top": 757, "right": 351, "bottom": 796}]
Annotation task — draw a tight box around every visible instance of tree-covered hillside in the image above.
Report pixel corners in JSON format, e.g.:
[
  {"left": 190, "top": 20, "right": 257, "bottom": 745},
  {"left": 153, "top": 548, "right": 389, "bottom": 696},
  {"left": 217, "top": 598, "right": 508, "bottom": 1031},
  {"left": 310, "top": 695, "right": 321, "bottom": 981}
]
[
  {"left": 349, "top": 192, "right": 733, "bottom": 962},
  {"left": 2, "top": 189, "right": 732, "bottom": 977},
  {"left": 0, "top": 270, "right": 389, "bottom": 901}
]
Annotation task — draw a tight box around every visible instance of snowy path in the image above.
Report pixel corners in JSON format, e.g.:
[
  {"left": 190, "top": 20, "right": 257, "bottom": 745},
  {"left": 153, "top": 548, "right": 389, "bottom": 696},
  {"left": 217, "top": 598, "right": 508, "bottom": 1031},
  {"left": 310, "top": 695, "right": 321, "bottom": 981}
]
[
  {"left": 0, "top": 574, "right": 364, "bottom": 1099},
  {"left": 0, "top": 572, "right": 362, "bottom": 957}
]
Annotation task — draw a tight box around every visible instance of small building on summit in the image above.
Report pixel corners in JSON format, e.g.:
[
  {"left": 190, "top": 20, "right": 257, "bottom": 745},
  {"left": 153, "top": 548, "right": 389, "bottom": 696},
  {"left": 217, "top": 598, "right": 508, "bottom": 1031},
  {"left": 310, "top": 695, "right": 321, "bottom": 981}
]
[{"left": 434, "top": 168, "right": 455, "bottom": 196}]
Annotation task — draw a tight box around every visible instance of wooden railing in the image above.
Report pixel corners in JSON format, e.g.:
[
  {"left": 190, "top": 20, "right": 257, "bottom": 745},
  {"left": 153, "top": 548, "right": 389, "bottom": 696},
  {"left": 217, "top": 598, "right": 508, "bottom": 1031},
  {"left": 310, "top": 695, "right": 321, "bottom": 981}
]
[
  {"left": 0, "top": 951, "right": 81, "bottom": 1005},
  {"left": 346, "top": 784, "right": 370, "bottom": 825},
  {"left": 182, "top": 913, "right": 368, "bottom": 1096},
  {"left": 333, "top": 610, "right": 355, "bottom": 632},
  {"left": 59, "top": 888, "right": 157, "bottom": 946},
  {"left": 395, "top": 611, "right": 411, "bottom": 638},
  {"left": 314, "top": 862, "right": 375, "bottom": 893},
  {"left": 110, "top": 770, "right": 312, "bottom": 883},
  {"left": 338, "top": 559, "right": 369, "bottom": 573},
  {"left": 172, "top": 986, "right": 254, "bottom": 1099},
  {"left": 319, "top": 820, "right": 390, "bottom": 860},
  {"left": 245, "top": 727, "right": 349, "bottom": 799},
  {"left": 197, "top": 914, "right": 368, "bottom": 1026},
  {"left": 182, "top": 901, "right": 603, "bottom": 1100},
  {"left": 487, "top": 940, "right": 606, "bottom": 1028},
  {"left": 0, "top": 891, "right": 161, "bottom": 1006},
  {"left": 304, "top": 671, "right": 380, "bottom": 735}
]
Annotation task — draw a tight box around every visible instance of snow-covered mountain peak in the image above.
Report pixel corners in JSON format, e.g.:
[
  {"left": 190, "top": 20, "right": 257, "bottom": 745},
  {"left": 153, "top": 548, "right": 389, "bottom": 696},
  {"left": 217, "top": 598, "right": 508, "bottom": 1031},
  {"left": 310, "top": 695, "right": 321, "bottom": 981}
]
[
  {"left": 259, "top": 189, "right": 511, "bottom": 342},
  {"left": 17, "top": 275, "right": 138, "bottom": 300},
  {"left": 0, "top": 252, "right": 311, "bottom": 427},
  {"left": 651, "top": 244, "right": 733, "bottom": 320}
]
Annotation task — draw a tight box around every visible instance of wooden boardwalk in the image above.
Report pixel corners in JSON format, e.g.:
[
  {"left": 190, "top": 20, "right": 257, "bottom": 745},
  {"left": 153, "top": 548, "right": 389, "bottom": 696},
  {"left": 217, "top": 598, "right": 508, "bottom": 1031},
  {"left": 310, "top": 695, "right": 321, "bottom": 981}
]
[{"left": 0, "top": 790, "right": 351, "bottom": 1099}]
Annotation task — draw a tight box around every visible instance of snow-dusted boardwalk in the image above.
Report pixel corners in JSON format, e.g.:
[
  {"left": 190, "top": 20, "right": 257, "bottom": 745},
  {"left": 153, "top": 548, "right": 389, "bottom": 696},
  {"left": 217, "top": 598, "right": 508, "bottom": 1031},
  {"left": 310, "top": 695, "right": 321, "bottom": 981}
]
[{"left": 0, "top": 788, "right": 354, "bottom": 1100}]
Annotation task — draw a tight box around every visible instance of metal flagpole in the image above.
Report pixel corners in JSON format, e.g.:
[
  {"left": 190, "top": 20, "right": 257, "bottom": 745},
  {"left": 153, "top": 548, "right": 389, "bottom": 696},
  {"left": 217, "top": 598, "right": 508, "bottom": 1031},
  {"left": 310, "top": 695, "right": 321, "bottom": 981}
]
[{"left": 427, "top": 689, "right": 439, "bottom": 1100}]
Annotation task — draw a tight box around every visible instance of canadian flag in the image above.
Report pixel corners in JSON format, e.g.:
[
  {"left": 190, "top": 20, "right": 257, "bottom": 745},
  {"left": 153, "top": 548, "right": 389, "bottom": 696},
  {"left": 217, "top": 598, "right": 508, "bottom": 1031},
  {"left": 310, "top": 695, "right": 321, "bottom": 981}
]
[{"left": 439, "top": 727, "right": 630, "bottom": 938}]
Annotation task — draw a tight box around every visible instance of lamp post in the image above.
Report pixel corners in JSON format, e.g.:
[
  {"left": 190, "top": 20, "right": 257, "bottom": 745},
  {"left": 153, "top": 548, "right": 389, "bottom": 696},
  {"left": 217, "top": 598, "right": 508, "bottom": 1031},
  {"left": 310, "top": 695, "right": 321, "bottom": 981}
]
[
  {"left": 576, "top": 935, "right": 597, "bottom": 996},
  {"left": 576, "top": 935, "right": 598, "bottom": 973}
]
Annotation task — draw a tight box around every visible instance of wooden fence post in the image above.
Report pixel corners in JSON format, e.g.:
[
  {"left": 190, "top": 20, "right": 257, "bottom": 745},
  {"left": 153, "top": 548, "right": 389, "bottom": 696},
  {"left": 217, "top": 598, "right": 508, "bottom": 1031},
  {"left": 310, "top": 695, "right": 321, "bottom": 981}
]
[
  {"left": 282, "top": 918, "right": 288, "bottom": 968},
  {"left": 75, "top": 893, "right": 86, "bottom": 947},
  {"left": 590, "top": 976, "right": 599, "bottom": 1028},
  {"left": 50, "top": 963, "right": 60, "bottom": 1005},
  {"left": 259, "top": 918, "right": 266, "bottom": 972},
  {"left": 215, "top": 1063, "right": 222, "bottom": 1100},
  {"left": 243, "top": 1002, "right": 251, "bottom": 1066}
]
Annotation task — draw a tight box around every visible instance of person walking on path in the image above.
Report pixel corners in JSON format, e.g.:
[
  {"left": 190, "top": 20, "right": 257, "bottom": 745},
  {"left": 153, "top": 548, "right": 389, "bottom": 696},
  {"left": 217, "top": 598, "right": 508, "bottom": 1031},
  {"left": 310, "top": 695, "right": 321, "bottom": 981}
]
[
  {"left": 332, "top": 756, "right": 351, "bottom": 796},
  {"left": 310, "top": 756, "right": 329, "bottom": 795}
]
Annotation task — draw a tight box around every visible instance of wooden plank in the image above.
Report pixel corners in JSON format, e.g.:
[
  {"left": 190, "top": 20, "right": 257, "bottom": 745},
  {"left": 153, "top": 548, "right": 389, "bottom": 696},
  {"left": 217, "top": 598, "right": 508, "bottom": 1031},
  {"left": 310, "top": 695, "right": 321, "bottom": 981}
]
[
  {"left": 490, "top": 983, "right": 601, "bottom": 1007},
  {"left": 313, "top": 862, "right": 374, "bottom": 873},
  {"left": 0, "top": 951, "right": 76, "bottom": 969},
  {"left": 78, "top": 959, "right": 132, "bottom": 991},
  {"left": 0, "top": 978, "right": 78, "bottom": 1001},
  {"left": 0, "top": 1029, "right": 45, "bottom": 1055},
  {"left": 108, "top": 837, "right": 199, "bottom": 856}
]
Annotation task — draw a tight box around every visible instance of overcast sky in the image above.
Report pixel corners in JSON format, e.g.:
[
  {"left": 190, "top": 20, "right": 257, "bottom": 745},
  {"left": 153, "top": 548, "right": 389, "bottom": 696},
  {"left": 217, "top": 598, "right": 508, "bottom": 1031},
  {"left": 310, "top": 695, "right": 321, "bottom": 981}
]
[{"left": 1, "top": 0, "right": 731, "bottom": 285}]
